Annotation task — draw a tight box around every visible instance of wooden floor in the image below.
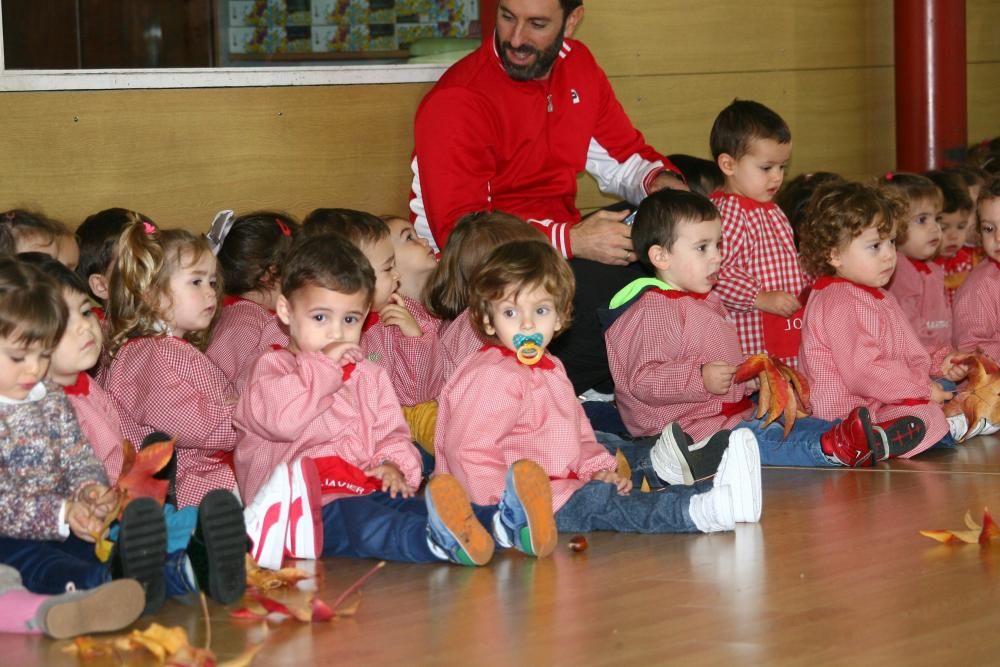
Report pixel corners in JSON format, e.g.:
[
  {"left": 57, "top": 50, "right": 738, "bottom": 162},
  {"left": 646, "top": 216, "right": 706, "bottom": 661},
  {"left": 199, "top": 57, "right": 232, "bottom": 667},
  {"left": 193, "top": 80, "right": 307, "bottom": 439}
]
[{"left": 6, "top": 434, "right": 1000, "bottom": 666}]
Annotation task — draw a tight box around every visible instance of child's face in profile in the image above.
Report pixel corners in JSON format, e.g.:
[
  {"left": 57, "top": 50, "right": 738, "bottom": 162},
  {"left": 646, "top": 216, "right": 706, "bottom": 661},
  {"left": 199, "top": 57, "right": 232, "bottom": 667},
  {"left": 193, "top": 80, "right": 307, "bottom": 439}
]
[
  {"left": 483, "top": 283, "right": 563, "bottom": 361},
  {"left": 898, "top": 199, "right": 942, "bottom": 260},
  {"left": 277, "top": 284, "right": 369, "bottom": 354},
  {"left": 385, "top": 217, "right": 437, "bottom": 299},
  {"left": 979, "top": 198, "right": 1000, "bottom": 262},
  {"left": 720, "top": 138, "right": 792, "bottom": 202},
  {"left": 360, "top": 237, "right": 400, "bottom": 312},
  {"left": 937, "top": 209, "right": 970, "bottom": 259},
  {"left": 50, "top": 289, "right": 102, "bottom": 384},
  {"left": 650, "top": 216, "right": 723, "bottom": 294},
  {"left": 0, "top": 334, "right": 50, "bottom": 401},
  {"left": 56, "top": 236, "right": 80, "bottom": 272},
  {"left": 829, "top": 224, "right": 897, "bottom": 288},
  {"left": 158, "top": 250, "right": 219, "bottom": 338}
]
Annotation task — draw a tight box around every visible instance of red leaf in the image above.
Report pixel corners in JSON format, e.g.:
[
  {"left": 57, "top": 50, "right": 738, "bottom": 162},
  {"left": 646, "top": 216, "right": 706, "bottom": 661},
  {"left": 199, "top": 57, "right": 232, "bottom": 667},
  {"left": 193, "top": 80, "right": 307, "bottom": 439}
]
[
  {"left": 118, "top": 439, "right": 174, "bottom": 506},
  {"left": 980, "top": 508, "right": 1000, "bottom": 545},
  {"left": 229, "top": 608, "right": 265, "bottom": 620},
  {"left": 311, "top": 597, "right": 334, "bottom": 622}
]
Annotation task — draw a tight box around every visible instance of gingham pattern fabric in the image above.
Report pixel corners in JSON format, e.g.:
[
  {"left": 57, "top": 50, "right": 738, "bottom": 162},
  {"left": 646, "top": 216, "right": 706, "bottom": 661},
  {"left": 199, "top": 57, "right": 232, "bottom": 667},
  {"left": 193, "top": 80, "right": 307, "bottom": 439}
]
[
  {"left": 0, "top": 382, "right": 109, "bottom": 540},
  {"left": 434, "top": 346, "right": 616, "bottom": 511},
  {"left": 886, "top": 257, "right": 954, "bottom": 357},
  {"left": 64, "top": 371, "right": 126, "bottom": 483},
  {"left": 438, "top": 308, "right": 488, "bottom": 382},
  {"left": 105, "top": 336, "right": 237, "bottom": 507},
  {"left": 801, "top": 278, "right": 947, "bottom": 456},
  {"left": 359, "top": 296, "right": 446, "bottom": 406},
  {"left": 92, "top": 310, "right": 113, "bottom": 388},
  {"left": 205, "top": 297, "right": 289, "bottom": 384},
  {"left": 952, "top": 259, "right": 1000, "bottom": 362},
  {"left": 606, "top": 290, "right": 752, "bottom": 441},
  {"left": 935, "top": 246, "right": 982, "bottom": 304},
  {"left": 711, "top": 191, "right": 806, "bottom": 366},
  {"left": 233, "top": 348, "right": 419, "bottom": 505}
]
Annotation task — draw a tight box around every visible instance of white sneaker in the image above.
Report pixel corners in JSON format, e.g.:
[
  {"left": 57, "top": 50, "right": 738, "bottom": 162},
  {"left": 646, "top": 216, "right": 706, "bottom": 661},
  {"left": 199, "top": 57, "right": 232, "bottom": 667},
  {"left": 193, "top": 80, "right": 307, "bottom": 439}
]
[
  {"left": 649, "top": 423, "right": 688, "bottom": 485},
  {"left": 712, "top": 429, "right": 762, "bottom": 523},
  {"left": 285, "top": 457, "right": 323, "bottom": 560},
  {"left": 981, "top": 421, "right": 1000, "bottom": 436},
  {"left": 244, "top": 462, "right": 290, "bottom": 570},
  {"left": 947, "top": 414, "right": 976, "bottom": 441},
  {"left": 688, "top": 485, "right": 736, "bottom": 533}
]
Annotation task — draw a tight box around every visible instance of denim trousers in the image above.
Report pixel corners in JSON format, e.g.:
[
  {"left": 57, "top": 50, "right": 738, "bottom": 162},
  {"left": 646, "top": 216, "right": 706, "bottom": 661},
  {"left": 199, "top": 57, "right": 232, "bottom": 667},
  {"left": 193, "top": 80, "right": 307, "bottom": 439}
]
[
  {"left": 738, "top": 416, "right": 837, "bottom": 467},
  {"left": 554, "top": 480, "right": 703, "bottom": 534},
  {"left": 321, "top": 492, "right": 498, "bottom": 563}
]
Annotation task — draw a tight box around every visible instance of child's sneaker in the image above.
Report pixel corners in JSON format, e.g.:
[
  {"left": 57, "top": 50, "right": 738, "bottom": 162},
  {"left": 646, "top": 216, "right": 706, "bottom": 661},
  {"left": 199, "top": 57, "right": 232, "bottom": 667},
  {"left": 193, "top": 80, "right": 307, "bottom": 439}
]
[
  {"left": 820, "top": 406, "right": 878, "bottom": 466},
  {"left": 712, "top": 428, "right": 762, "bottom": 523},
  {"left": 111, "top": 497, "right": 167, "bottom": 615},
  {"left": 492, "top": 459, "right": 557, "bottom": 558},
  {"left": 285, "top": 456, "right": 323, "bottom": 560},
  {"left": 36, "top": 579, "right": 146, "bottom": 639},
  {"left": 244, "top": 463, "right": 290, "bottom": 570},
  {"left": 425, "top": 475, "right": 495, "bottom": 566},
  {"left": 187, "top": 490, "right": 247, "bottom": 605},
  {"left": 650, "top": 423, "right": 731, "bottom": 485},
  {"left": 874, "top": 415, "right": 926, "bottom": 455}
]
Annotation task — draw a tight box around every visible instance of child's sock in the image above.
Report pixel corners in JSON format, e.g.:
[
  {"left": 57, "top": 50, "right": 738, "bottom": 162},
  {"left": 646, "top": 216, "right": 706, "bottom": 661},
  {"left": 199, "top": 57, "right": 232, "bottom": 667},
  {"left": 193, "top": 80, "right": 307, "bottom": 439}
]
[{"left": 712, "top": 428, "right": 762, "bottom": 523}]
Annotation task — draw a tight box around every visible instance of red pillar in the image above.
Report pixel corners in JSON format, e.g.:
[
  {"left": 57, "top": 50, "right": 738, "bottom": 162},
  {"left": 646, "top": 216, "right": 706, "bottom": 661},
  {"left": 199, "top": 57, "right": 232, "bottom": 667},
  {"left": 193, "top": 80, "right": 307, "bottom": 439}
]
[
  {"left": 894, "top": 0, "right": 967, "bottom": 170},
  {"left": 480, "top": 0, "right": 498, "bottom": 41}
]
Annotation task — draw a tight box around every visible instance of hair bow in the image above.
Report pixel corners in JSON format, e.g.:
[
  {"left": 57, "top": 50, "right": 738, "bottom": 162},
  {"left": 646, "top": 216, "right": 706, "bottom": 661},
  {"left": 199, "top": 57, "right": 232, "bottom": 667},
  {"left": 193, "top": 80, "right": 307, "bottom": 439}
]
[
  {"left": 206, "top": 209, "right": 235, "bottom": 255},
  {"left": 275, "top": 218, "right": 291, "bottom": 237},
  {"left": 884, "top": 171, "right": 894, "bottom": 181}
]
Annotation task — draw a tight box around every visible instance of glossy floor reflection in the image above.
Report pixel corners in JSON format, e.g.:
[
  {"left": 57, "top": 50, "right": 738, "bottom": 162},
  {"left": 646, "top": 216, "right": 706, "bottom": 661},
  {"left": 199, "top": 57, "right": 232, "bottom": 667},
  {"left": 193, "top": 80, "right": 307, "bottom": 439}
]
[{"left": 5, "top": 434, "right": 1000, "bottom": 666}]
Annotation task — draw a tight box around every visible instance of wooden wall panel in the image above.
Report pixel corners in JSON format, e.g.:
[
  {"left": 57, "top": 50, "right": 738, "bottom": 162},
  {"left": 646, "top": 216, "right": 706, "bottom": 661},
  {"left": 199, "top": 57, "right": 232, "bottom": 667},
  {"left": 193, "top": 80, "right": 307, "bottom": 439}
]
[
  {"left": 968, "top": 0, "right": 1000, "bottom": 63},
  {"left": 969, "top": 63, "right": 1000, "bottom": 145}
]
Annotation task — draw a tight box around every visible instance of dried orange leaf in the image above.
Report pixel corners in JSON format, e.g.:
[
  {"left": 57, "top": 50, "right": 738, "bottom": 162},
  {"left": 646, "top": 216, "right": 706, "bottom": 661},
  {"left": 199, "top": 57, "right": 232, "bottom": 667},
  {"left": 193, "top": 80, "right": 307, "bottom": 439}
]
[
  {"left": 118, "top": 439, "right": 174, "bottom": 506},
  {"left": 980, "top": 508, "right": 1000, "bottom": 544},
  {"left": 614, "top": 449, "right": 631, "bottom": 482},
  {"left": 734, "top": 354, "right": 768, "bottom": 383},
  {"left": 920, "top": 529, "right": 980, "bottom": 544},
  {"left": 245, "top": 554, "right": 310, "bottom": 591}
]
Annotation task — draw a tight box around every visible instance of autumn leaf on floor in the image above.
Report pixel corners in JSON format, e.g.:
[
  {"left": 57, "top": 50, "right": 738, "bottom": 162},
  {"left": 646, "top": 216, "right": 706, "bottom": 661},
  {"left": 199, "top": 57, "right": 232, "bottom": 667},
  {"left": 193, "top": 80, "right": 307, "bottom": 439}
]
[
  {"left": 735, "top": 354, "right": 811, "bottom": 438},
  {"left": 244, "top": 554, "right": 310, "bottom": 591},
  {"left": 61, "top": 622, "right": 236, "bottom": 666},
  {"left": 920, "top": 508, "right": 1000, "bottom": 545},
  {"left": 943, "top": 354, "right": 1000, "bottom": 441}
]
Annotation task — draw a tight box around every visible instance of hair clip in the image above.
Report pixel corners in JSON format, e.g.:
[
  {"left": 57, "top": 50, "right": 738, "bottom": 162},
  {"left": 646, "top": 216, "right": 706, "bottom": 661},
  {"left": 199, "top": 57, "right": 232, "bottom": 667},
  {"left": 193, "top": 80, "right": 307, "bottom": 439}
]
[
  {"left": 206, "top": 209, "right": 235, "bottom": 256},
  {"left": 884, "top": 171, "right": 894, "bottom": 181},
  {"left": 143, "top": 221, "right": 156, "bottom": 234},
  {"left": 275, "top": 218, "right": 291, "bottom": 237}
]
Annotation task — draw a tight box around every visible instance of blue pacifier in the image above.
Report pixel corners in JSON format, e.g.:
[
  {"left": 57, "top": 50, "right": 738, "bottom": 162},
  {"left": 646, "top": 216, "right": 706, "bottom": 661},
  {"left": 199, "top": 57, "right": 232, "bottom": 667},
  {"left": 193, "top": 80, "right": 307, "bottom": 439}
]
[{"left": 513, "top": 333, "right": 545, "bottom": 366}]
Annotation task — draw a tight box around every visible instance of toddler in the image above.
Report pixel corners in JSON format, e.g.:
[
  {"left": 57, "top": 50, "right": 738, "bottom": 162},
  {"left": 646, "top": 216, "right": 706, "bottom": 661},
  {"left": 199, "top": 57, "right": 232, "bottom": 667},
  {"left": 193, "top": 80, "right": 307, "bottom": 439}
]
[
  {"left": 925, "top": 170, "right": 976, "bottom": 301},
  {"left": 709, "top": 100, "right": 806, "bottom": 365},
  {"left": 0, "top": 209, "right": 78, "bottom": 269}
]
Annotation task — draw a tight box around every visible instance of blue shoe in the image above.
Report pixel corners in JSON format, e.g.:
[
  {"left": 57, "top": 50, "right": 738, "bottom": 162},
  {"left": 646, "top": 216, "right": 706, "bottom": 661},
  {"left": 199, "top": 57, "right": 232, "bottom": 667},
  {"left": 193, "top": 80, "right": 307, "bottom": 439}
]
[
  {"left": 425, "top": 475, "right": 494, "bottom": 566},
  {"left": 495, "top": 460, "right": 557, "bottom": 558}
]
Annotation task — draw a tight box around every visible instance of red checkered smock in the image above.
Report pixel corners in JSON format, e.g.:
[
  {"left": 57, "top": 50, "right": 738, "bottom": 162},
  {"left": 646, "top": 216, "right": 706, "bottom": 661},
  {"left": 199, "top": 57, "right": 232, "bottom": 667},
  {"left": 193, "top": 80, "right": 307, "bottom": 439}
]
[
  {"left": 105, "top": 336, "right": 237, "bottom": 507},
  {"left": 359, "top": 296, "right": 446, "bottom": 406},
  {"left": 952, "top": 259, "right": 1000, "bottom": 362},
  {"left": 233, "top": 348, "right": 420, "bottom": 505},
  {"left": 606, "top": 289, "right": 753, "bottom": 441},
  {"left": 438, "top": 308, "right": 488, "bottom": 382},
  {"left": 711, "top": 191, "right": 806, "bottom": 365},
  {"left": 886, "top": 256, "right": 954, "bottom": 363},
  {"left": 64, "top": 371, "right": 126, "bottom": 483},
  {"left": 205, "top": 296, "right": 288, "bottom": 385},
  {"left": 801, "top": 277, "right": 948, "bottom": 456},
  {"left": 434, "top": 346, "right": 616, "bottom": 512}
]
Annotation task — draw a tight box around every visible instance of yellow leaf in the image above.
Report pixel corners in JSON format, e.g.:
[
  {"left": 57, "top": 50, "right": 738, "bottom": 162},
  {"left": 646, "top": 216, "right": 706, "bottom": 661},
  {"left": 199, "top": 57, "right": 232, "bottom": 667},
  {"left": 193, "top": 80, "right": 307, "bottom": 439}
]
[
  {"left": 94, "top": 537, "right": 114, "bottom": 563},
  {"left": 615, "top": 449, "right": 631, "bottom": 481},
  {"left": 639, "top": 476, "right": 651, "bottom": 493}
]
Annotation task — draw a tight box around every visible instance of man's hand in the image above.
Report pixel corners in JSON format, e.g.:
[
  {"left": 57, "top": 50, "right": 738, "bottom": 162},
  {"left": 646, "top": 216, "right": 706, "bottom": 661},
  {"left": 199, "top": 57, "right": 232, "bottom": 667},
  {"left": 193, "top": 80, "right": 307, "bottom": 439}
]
[
  {"left": 647, "top": 171, "right": 690, "bottom": 193},
  {"left": 755, "top": 290, "right": 801, "bottom": 317},
  {"left": 568, "top": 209, "right": 635, "bottom": 265}
]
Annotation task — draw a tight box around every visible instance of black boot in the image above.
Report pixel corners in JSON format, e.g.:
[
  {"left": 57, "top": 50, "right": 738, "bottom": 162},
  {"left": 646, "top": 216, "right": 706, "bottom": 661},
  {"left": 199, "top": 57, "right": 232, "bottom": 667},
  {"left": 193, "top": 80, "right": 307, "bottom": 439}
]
[
  {"left": 186, "top": 490, "right": 247, "bottom": 605},
  {"left": 110, "top": 497, "right": 167, "bottom": 615}
]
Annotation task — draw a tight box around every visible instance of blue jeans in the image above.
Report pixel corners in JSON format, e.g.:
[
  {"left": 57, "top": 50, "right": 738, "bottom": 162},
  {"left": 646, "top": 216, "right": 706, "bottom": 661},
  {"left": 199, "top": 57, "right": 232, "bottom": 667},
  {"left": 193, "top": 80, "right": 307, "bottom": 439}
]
[
  {"left": 0, "top": 535, "right": 109, "bottom": 594},
  {"left": 594, "top": 431, "right": 665, "bottom": 489},
  {"left": 554, "top": 481, "right": 703, "bottom": 533},
  {"left": 322, "top": 492, "right": 498, "bottom": 563},
  {"left": 739, "top": 416, "right": 837, "bottom": 467},
  {"left": 582, "top": 401, "right": 629, "bottom": 437}
]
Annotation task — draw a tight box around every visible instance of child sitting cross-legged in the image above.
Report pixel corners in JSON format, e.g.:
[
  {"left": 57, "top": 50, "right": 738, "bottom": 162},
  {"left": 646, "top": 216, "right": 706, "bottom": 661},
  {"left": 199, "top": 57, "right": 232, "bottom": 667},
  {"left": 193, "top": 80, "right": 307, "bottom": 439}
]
[
  {"left": 435, "top": 239, "right": 761, "bottom": 535},
  {"left": 799, "top": 181, "right": 972, "bottom": 450},
  {"left": 604, "top": 190, "right": 926, "bottom": 480},
  {"left": 234, "top": 234, "right": 558, "bottom": 566}
]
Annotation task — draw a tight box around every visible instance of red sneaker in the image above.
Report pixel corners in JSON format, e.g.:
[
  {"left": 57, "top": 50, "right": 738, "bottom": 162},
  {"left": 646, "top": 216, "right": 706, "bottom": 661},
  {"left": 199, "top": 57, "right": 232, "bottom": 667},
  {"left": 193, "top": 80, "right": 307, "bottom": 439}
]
[{"left": 820, "top": 407, "right": 877, "bottom": 467}]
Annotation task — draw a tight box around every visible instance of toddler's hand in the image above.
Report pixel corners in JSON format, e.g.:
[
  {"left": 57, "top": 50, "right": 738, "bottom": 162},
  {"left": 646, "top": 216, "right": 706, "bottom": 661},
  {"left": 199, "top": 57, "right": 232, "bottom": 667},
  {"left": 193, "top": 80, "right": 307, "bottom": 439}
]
[
  {"left": 941, "top": 353, "right": 970, "bottom": 382},
  {"left": 364, "top": 462, "right": 415, "bottom": 499},
  {"left": 65, "top": 499, "right": 106, "bottom": 543},
  {"left": 591, "top": 470, "right": 633, "bottom": 495},
  {"left": 930, "top": 381, "right": 953, "bottom": 404},
  {"left": 755, "top": 290, "right": 801, "bottom": 317},
  {"left": 702, "top": 361, "right": 737, "bottom": 395},
  {"left": 379, "top": 294, "right": 422, "bottom": 337},
  {"left": 321, "top": 342, "right": 365, "bottom": 367}
]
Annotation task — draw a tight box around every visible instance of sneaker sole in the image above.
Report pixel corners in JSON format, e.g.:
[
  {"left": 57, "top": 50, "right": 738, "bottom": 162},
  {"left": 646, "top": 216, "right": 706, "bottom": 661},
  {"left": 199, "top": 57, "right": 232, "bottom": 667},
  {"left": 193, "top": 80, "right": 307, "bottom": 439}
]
[
  {"left": 45, "top": 579, "right": 146, "bottom": 639},
  {"left": 880, "top": 416, "right": 927, "bottom": 454},
  {"left": 857, "top": 407, "right": 880, "bottom": 465},
  {"left": 510, "top": 460, "right": 557, "bottom": 558},
  {"left": 197, "top": 490, "right": 248, "bottom": 605},
  {"left": 426, "top": 476, "right": 495, "bottom": 566},
  {"left": 288, "top": 457, "right": 324, "bottom": 560},
  {"left": 118, "top": 498, "right": 167, "bottom": 615},
  {"left": 716, "top": 429, "right": 762, "bottom": 523}
]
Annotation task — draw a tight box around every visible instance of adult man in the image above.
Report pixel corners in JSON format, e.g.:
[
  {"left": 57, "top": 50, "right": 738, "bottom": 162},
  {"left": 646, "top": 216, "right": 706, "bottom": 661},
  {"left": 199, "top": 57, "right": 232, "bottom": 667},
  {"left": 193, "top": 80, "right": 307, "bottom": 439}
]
[{"left": 411, "top": 0, "right": 686, "bottom": 392}]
